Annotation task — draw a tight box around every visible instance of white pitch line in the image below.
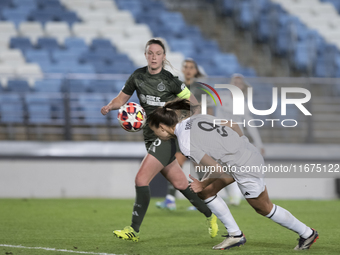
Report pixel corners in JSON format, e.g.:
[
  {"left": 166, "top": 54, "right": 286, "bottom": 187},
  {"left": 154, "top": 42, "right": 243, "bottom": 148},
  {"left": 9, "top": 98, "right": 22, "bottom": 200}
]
[{"left": 0, "top": 244, "right": 125, "bottom": 255}]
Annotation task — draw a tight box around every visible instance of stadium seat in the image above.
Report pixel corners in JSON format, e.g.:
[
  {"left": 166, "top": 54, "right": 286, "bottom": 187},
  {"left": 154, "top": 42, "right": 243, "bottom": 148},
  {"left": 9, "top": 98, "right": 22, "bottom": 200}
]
[
  {"left": 64, "top": 38, "right": 88, "bottom": 52},
  {"left": 18, "top": 22, "right": 45, "bottom": 44},
  {"left": 89, "top": 80, "right": 121, "bottom": 93},
  {"left": 16, "top": 64, "right": 43, "bottom": 78},
  {"left": 25, "top": 49, "right": 51, "bottom": 64},
  {"left": 10, "top": 37, "right": 33, "bottom": 52},
  {"left": 34, "top": 79, "right": 62, "bottom": 92},
  {"left": 0, "top": 50, "right": 26, "bottom": 66},
  {"left": 36, "top": 37, "right": 60, "bottom": 51},
  {"left": 45, "top": 22, "right": 71, "bottom": 45},
  {"left": 7, "top": 80, "right": 31, "bottom": 92},
  {"left": 72, "top": 24, "right": 100, "bottom": 44},
  {"left": 2, "top": 8, "right": 30, "bottom": 27},
  {"left": 0, "top": 103, "right": 25, "bottom": 123},
  {"left": 0, "top": 22, "right": 18, "bottom": 39}
]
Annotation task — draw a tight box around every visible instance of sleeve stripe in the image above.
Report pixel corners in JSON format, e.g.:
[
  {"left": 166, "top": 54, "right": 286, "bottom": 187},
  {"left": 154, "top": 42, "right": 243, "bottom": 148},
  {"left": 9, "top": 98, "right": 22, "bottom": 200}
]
[{"left": 177, "top": 87, "right": 191, "bottom": 99}]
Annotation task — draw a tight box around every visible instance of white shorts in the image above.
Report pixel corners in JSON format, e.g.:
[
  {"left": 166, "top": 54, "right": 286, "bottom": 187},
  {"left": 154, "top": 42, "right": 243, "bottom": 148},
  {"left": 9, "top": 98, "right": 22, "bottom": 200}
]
[
  {"left": 231, "top": 151, "right": 266, "bottom": 198},
  {"left": 236, "top": 177, "right": 266, "bottom": 198}
]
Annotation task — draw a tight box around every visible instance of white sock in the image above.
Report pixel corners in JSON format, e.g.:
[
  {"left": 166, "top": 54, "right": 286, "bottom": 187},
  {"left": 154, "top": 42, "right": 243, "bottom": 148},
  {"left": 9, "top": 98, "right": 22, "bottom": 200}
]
[
  {"left": 204, "top": 195, "right": 241, "bottom": 236},
  {"left": 266, "top": 204, "right": 312, "bottom": 238}
]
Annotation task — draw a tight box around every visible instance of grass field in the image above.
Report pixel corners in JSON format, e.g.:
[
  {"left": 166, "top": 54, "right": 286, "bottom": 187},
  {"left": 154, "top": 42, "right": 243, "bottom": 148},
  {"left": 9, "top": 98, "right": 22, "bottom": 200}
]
[{"left": 0, "top": 198, "right": 339, "bottom": 255}]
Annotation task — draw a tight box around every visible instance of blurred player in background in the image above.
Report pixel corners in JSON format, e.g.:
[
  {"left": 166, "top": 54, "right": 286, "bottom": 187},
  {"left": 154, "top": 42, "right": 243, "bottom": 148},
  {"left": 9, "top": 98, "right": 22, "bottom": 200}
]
[
  {"left": 215, "top": 73, "right": 265, "bottom": 206},
  {"left": 148, "top": 99, "right": 319, "bottom": 251},
  {"left": 156, "top": 58, "right": 213, "bottom": 211},
  {"left": 101, "top": 39, "right": 218, "bottom": 242}
]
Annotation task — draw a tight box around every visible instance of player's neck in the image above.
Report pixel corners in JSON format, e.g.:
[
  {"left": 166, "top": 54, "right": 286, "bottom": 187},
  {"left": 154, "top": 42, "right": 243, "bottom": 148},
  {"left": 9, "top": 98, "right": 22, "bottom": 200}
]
[{"left": 147, "top": 66, "right": 162, "bottom": 75}]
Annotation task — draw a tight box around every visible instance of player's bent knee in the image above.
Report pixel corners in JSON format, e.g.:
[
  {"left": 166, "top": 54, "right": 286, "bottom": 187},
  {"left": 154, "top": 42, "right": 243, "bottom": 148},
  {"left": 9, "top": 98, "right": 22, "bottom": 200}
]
[
  {"left": 172, "top": 181, "right": 189, "bottom": 191},
  {"left": 135, "top": 174, "right": 149, "bottom": 187}
]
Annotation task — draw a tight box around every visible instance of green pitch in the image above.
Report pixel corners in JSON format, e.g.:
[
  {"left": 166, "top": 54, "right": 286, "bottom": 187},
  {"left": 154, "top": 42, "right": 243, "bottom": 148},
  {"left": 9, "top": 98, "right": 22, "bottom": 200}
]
[{"left": 0, "top": 199, "right": 339, "bottom": 255}]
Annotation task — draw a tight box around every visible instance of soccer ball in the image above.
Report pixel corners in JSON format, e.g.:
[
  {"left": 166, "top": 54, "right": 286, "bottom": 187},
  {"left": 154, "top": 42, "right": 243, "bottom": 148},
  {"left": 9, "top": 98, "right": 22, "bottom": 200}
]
[{"left": 117, "top": 102, "right": 146, "bottom": 132}]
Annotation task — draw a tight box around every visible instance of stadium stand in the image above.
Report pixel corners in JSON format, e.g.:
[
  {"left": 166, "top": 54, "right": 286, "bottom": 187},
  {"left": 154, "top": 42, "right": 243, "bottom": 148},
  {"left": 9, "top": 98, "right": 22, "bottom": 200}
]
[{"left": 0, "top": 0, "right": 338, "bottom": 142}]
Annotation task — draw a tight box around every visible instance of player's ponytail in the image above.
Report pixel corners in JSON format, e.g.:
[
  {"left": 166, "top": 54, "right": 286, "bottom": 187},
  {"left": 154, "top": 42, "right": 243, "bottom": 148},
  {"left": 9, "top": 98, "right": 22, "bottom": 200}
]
[{"left": 148, "top": 99, "right": 199, "bottom": 128}]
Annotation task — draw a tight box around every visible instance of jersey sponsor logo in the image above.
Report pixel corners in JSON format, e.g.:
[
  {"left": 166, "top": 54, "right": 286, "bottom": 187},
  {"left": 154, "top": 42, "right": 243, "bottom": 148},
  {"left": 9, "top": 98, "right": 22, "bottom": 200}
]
[
  {"left": 144, "top": 95, "right": 165, "bottom": 106},
  {"left": 157, "top": 82, "right": 166, "bottom": 92}
]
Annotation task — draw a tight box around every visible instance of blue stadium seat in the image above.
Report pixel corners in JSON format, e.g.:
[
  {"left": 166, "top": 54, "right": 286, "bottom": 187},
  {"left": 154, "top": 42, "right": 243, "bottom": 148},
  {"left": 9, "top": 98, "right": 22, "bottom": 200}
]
[
  {"left": 25, "top": 93, "right": 52, "bottom": 123},
  {"left": 64, "top": 38, "right": 88, "bottom": 52},
  {"left": 168, "top": 38, "right": 196, "bottom": 57},
  {"left": 36, "top": 37, "right": 60, "bottom": 51},
  {"left": 69, "top": 64, "right": 95, "bottom": 74},
  {"left": 41, "top": 63, "right": 70, "bottom": 73},
  {"left": 89, "top": 80, "right": 120, "bottom": 93},
  {"left": 2, "top": 8, "right": 30, "bottom": 27},
  {"left": 0, "top": 0, "right": 12, "bottom": 8},
  {"left": 25, "top": 49, "right": 51, "bottom": 64},
  {"left": 7, "top": 80, "right": 31, "bottom": 92},
  {"left": 90, "top": 39, "right": 115, "bottom": 50},
  {"left": 12, "top": 0, "right": 36, "bottom": 6},
  {"left": 0, "top": 103, "right": 24, "bottom": 123},
  {"left": 66, "top": 80, "right": 89, "bottom": 93},
  {"left": 34, "top": 79, "right": 62, "bottom": 92},
  {"left": 36, "top": 0, "right": 62, "bottom": 9},
  {"left": 10, "top": 37, "right": 33, "bottom": 52},
  {"left": 28, "top": 10, "right": 55, "bottom": 24},
  {"left": 56, "top": 11, "right": 79, "bottom": 26},
  {"left": 0, "top": 93, "right": 22, "bottom": 103},
  {"left": 51, "top": 50, "right": 81, "bottom": 63}
]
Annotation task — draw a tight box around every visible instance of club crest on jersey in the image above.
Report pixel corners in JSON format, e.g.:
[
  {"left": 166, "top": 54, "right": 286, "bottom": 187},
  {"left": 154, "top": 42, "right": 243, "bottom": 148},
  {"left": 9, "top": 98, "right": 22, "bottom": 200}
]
[
  {"left": 139, "top": 94, "right": 147, "bottom": 103},
  {"left": 181, "top": 83, "right": 186, "bottom": 90},
  {"left": 138, "top": 81, "right": 145, "bottom": 87},
  {"left": 157, "top": 82, "right": 166, "bottom": 92}
]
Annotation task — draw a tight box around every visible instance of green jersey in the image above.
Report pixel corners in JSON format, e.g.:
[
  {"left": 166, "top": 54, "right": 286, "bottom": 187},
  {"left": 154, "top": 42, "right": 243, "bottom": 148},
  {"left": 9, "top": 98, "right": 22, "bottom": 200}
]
[{"left": 122, "top": 66, "right": 188, "bottom": 144}]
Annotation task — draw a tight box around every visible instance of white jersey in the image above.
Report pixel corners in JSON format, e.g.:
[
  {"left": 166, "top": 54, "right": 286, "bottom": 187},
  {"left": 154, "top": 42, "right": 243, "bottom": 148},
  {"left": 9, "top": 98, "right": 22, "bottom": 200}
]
[
  {"left": 175, "top": 114, "right": 266, "bottom": 198},
  {"left": 174, "top": 114, "right": 259, "bottom": 168},
  {"left": 215, "top": 90, "right": 264, "bottom": 150}
]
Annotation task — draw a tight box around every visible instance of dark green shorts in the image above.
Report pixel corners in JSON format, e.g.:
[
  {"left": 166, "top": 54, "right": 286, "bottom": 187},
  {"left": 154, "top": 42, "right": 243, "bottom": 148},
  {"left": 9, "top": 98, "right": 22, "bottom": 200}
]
[{"left": 145, "top": 138, "right": 181, "bottom": 167}]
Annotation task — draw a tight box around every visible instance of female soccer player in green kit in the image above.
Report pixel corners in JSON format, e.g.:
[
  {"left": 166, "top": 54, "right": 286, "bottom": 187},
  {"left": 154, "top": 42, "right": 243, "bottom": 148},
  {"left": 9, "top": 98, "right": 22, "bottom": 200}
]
[{"left": 101, "top": 39, "right": 218, "bottom": 242}]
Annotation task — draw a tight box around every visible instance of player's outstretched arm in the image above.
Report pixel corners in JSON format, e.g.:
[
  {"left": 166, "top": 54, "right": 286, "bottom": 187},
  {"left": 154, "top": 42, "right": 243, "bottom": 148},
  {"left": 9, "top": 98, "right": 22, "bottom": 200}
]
[{"left": 101, "top": 91, "right": 131, "bottom": 115}]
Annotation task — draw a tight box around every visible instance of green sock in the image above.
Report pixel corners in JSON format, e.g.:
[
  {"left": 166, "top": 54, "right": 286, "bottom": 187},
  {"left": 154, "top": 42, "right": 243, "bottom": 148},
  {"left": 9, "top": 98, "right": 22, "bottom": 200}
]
[
  {"left": 179, "top": 186, "right": 212, "bottom": 218},
  {"left": 131, "top": 186, "right": 150, "bottom": 233},
  {"left": 167, "top": 182, "right": 177, "bottom": 198}
]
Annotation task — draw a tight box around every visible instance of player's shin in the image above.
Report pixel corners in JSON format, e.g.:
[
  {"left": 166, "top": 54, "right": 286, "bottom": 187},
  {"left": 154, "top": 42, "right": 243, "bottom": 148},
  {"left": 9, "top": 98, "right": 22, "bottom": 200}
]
[
  {"left": 179, "top": 186, "right": 212, "bottom": 217},
  {"left": 131, "top": 186, "right": 151, "bottom": 233},
  {"left": 205, "top": 195, "right": 242, "bottom": 236}
]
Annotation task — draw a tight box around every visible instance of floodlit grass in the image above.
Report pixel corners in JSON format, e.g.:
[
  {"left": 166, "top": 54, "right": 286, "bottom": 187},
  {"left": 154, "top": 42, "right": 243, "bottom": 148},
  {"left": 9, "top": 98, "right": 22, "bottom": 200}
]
[{"left": 0, "top": 199, "right": 339, "bottom": 255}]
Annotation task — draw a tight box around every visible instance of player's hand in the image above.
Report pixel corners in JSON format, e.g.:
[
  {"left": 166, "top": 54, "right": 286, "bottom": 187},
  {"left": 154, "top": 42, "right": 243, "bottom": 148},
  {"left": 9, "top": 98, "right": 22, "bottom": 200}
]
[
  {"left": 101, "top": 105, "right": 111, "bottom": 115},
  {"left": 189, "top": 174, "right": 204, "bottom": 193}
]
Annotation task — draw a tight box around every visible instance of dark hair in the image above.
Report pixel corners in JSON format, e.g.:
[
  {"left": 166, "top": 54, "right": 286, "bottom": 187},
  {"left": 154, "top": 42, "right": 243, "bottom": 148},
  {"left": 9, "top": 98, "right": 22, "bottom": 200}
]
[
  {"left": 148, "top": 99, "right": 198, "bottom": 128},
  {"left": 183, "top": 58, "right": 203, "bottom": 78},
  {"left": 145, "top": 38, "right": 166, "bottom": 54}
]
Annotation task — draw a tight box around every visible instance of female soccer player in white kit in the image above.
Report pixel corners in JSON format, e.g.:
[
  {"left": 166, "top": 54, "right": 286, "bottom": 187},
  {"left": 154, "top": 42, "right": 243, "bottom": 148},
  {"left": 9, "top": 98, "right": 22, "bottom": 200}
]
[
  {"left": 215, "top": 73, "right": 265, "bottom": 206},
  {"left": 147, "top": 99, "right": 319, "bottom": 251}
]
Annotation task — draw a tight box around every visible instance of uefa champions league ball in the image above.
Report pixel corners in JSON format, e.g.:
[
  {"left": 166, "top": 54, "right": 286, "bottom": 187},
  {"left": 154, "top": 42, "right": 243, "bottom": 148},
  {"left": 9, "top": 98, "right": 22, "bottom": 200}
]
[{"left": 117, "top": 102, "right": 146, "bottom": 132}]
